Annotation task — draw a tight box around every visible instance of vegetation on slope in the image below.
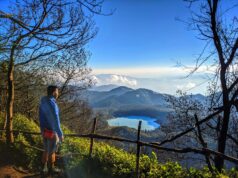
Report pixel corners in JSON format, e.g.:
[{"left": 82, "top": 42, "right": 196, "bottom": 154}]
[{"left": 0, "top": 113, "right": 237, "bottom": 178}]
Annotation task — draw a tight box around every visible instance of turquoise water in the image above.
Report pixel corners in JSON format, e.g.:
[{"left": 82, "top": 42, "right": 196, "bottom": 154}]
[{"left": 107, "top": 116, "right": 160, "bottom": 131}]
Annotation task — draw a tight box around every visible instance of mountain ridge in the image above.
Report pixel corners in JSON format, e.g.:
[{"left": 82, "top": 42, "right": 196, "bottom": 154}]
[{"left": 84, "top": 86, "right": 207, "bottom": 122}]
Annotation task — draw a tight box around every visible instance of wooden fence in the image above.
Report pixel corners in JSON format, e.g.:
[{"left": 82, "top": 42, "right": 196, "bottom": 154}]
[{"left": 1, "top": 117, "right": 238, "bottom": 178}]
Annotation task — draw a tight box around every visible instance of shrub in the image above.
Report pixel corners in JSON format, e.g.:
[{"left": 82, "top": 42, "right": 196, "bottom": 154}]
[{"left": 0, "top": 113, "right": 237, "bottom": 177}]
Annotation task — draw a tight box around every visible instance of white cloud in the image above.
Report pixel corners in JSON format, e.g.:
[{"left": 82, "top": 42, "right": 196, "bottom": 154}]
[
  {"left": 92, "top": 73, "right": 208, "bottom": 94},
  {"left": 186, "top": 82, "right": 196, "bottom": 88},
  {"left": 93, "top": 74, "right": 138, "bottom": 87},
  {"left": 90, "top": 66, "right": 214, "bottom": 94},
  {"left": 110, "top": 75, "right": 137, "bottom": 86},
  {"left": 92, "top": 66, "right": 216, "bottom": 78},
  {"left": 91, "top": 75, "right": 100, "bottom": 84},
  {"left": 176, "top": 82, "right": 196, "bottom": 90}
]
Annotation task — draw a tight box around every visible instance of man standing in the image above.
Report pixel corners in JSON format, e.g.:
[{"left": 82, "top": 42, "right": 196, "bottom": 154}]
[{"left": 39, "top": 85, "right": 64, "bottom": 174}]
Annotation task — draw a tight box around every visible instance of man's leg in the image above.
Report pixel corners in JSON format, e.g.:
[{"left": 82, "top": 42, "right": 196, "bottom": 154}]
[
  {"left": 49, "top": 152, "right": 61, "bottom": 173},
  {"left": 49, "top": 152, "right": 55, "bottom": 166},
  {"left": 49, "top": 136, "right": 61, "bottom": 173},
  {"left": 42, "top": 151, "right": 49, "bottom": 172},
  {"left": 42, "top": 151, "right": 49, "bottom": 163},
  {"left": 42, "top": 138, "right": 49, "bottom": 173}
]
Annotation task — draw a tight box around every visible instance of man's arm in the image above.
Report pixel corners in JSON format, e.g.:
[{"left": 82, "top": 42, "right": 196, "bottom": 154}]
[{"left": 49, "top": 99, "right": 63, "bottom": 139}]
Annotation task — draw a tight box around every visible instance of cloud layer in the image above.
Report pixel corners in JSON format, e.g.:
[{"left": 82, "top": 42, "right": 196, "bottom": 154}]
[
  {"left": 92, "top": 72, "right": 210, "bottom": 95},
  {"left": 92, "top": 66, "right": 216, "bottom": 78},
  {"left": 90, "top": 66, "right": 216, "bottom": 94},
  {"left": 93, "top": 74, "right": 138, "bottom": 88}
]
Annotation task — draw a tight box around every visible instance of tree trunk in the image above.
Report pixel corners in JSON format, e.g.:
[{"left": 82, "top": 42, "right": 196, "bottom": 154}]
[
  {"left": 214, "top": 67, "right": 230, "bottom": 171},
  {"left": 215, "top": 107, "right": 230, "bottom": 171},
  {"left": 3, "top": 83, "right": 8, "bottom": 130},
  {"left": 0, "top": 90, "right": 3, "bottom": 111},
  {"left": 6, "top": 59, "right": 14, "bottom": 144},
  {"left": 3, "top": 112, "right": 7, "bottom": 130}
]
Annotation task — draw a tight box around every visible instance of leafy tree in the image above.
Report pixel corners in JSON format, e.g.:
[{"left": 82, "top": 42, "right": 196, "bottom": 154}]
[{"left": 0, "top": 0, "right": 104, "bottom": 144}]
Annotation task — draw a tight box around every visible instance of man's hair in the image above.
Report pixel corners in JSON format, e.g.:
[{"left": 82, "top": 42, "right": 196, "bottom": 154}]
[{"left": 47, "top": 85, "right": 58, "bottom": 96}]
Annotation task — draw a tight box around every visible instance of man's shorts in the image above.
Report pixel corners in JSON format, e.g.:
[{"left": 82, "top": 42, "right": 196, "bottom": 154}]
[{"left": 43, "top": 137, "right": 58, "bottom": 154}]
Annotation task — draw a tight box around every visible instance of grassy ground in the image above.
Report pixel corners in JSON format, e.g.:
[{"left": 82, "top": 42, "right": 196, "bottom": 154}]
[{"left": 0, "top": 113, "right": 237, "bottom": 178}]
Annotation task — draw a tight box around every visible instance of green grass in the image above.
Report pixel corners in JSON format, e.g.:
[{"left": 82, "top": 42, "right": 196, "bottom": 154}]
[{"left": 0, "top": 113, "right": 237, "bottom": 178}]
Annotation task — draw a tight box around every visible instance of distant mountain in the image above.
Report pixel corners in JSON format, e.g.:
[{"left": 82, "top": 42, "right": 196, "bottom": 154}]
[
  {"left": 116, "top": 88, "right": 169, "bottom": 106},
  {"left": 84, "top": 86, "right": 207, "bottom": 107},
  {"left": 83, "top": 86, "right": 172, "bottom": 120},
  {"left": 107, "top": 86, "right": 134, "bottom": 96},
  {"left": 82, "top": 86, "right": 207, "bottom": 122},
  {"left": 88, "top": 87, "right": 168, "bottom": 107},
  {"left": 89, "top": 84, "right": 119, "bottom": 92},
  {"left": 93, "top": 88, "right": 166, "bottom": 108},
  {"left": 189, "top": 94, "right": 208, "bottom": 104},
  {"left": 84, "top": 86, "right": 132, "bottom": 102}
]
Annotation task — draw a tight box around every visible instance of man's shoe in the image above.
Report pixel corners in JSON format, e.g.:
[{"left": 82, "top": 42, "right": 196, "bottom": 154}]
[
  {"left": 51, "top": 166, "right": 61, "bottom": 174},
  {"left": 42, "top": 166, "right": 48, "bottom": 174}
]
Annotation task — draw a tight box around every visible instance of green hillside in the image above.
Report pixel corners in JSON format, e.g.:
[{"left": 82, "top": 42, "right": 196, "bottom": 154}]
[{"left": 0, "top": 113, "right": 236, "bottom": 178}]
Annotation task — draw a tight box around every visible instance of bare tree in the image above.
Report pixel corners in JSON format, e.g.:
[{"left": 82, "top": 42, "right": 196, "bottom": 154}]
[
  {"left": 157, "top": 0, "right": 238, "bottom": 172},
  {"left": 0, "top": 0, "right": 105, "bottom": 144},
  {"left": 169, "top": 0, "right": 238, "bottom": 171},
  {"left": 162, "top": 91, "right": 214, "bottom": 169}
]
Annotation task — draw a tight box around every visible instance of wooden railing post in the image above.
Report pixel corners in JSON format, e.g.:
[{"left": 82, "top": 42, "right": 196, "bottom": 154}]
[
  {"left": 136, "top": 121, "right": 142, "bottom": 178},
  {"left": 89, "top": 117, "right": 97, "bottom": 157}
]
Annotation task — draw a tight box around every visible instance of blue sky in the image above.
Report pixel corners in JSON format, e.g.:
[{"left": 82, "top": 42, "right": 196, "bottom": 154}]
[
  {"left": 1, "top": 0, "right": 236, "bottom": 94},
  {"left": 87, "top": 0, "right": 205, "bottom": 69},
  {"left": 86, "top": 0, "right": 212, "bottom": 94},
  {"left": 86, "top": 0, "right": 237, "bottom": 94}
]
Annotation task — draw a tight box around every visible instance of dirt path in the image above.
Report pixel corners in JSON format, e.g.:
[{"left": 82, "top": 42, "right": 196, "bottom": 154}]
[
  {"left": 0, "top": 165, "right": 67, "bottom": 178},
  {"left": 0, "top": 165, "right": 33, "bottom": 178}
]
